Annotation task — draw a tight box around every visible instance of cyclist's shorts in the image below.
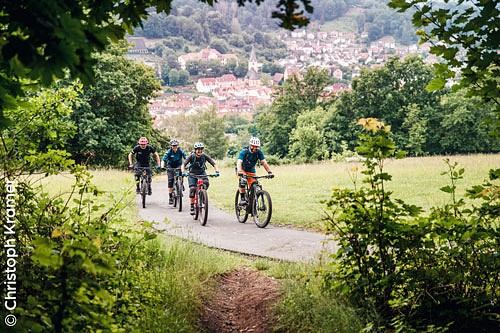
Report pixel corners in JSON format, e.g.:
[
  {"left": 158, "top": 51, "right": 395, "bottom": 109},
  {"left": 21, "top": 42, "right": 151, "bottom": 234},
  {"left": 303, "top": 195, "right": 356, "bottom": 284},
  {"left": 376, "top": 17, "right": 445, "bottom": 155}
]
[{"left": 238, "top": 171, "right": 257, "bottom": 187}]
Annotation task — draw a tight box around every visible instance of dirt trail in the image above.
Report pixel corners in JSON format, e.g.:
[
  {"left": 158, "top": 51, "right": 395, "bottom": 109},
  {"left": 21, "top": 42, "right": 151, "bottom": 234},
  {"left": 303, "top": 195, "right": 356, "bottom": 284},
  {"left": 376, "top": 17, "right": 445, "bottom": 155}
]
[
  {"left": 199, "top": 269, "right": 281, "bottom": 333},
  {"left": 137, "top": 180, "right": 336, "bottom": 331}
]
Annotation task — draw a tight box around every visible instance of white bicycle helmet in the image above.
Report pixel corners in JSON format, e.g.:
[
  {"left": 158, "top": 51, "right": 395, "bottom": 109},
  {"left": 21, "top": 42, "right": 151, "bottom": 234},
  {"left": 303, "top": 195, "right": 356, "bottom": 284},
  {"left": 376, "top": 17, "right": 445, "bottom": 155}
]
[
  {"left": 170, "top": 138, "right": 179, "bottom": 146},
  {"left": 249, "top": 137, "right": 260, "bottom": 147},
  {"left": 193, "top": 142, "right": 204, "bottom": 149}
]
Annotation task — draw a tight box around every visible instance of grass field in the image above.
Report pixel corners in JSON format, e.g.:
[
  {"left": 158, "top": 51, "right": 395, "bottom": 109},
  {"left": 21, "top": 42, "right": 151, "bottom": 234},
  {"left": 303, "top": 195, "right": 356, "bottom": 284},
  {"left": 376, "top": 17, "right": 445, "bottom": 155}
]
[
  {"left": 36, "top": 154, "right": 499, "bottom": 231},
  {"left": 209, "top": 154, "right": 500, "bottom": 231}
]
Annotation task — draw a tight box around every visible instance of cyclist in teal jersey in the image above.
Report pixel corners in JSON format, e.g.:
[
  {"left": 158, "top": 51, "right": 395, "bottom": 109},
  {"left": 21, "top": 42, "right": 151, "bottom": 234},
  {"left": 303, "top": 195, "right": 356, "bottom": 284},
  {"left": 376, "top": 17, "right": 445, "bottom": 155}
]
[{"left": 236, "top": 137, "right": 274, "bottom": 205}]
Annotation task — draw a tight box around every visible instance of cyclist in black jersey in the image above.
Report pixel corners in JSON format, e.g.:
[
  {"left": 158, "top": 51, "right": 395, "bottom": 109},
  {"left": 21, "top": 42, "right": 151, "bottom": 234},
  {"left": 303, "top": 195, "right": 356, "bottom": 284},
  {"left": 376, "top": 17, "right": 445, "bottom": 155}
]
[{"left": 128, "top": 137, "right": 161, "bottom": 195}]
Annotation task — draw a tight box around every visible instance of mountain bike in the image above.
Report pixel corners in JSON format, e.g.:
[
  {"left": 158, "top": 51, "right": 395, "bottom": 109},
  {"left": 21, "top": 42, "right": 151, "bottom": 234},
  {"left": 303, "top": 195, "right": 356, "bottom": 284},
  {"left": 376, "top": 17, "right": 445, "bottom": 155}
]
[
  {"left": 189, "top": 173, "right": 217, "bottom": 226},
  {"left": 235, "top": 174, "right": 273, "bottom": 228},
  {"left": 135, "top": 166, "right": 154, "bottom": 209},
  {"left": 166, "top": 167, "right": 184, "bottom": 211}
]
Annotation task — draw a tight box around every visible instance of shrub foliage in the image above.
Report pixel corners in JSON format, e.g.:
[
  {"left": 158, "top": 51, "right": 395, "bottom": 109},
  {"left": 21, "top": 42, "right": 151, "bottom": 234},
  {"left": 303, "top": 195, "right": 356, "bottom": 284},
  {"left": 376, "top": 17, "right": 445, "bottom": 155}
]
[{"left": 323, "top": 118, "right": 499, "bottom": 331}]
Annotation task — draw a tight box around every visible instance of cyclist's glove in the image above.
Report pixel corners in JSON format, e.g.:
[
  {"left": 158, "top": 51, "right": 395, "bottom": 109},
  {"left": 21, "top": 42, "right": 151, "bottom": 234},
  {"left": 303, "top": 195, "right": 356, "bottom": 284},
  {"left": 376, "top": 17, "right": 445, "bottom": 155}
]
[
  {"left": 155, "top": 166, "right": 161, "bottom": 170},
  {"left": 215, "top": 171, "right": 220, "bottom": 177},
  {"left": 237, "top": 172, "right": 244, "bottom": 177},
  {"left": 268, "top": 171, "right": 274, "bottom": 179},
  {"left": 129, "top": 164, "right": 134, "bottom": 169},
  {"left": 182, "top": 172, "right": 187, "bottom": 177}
]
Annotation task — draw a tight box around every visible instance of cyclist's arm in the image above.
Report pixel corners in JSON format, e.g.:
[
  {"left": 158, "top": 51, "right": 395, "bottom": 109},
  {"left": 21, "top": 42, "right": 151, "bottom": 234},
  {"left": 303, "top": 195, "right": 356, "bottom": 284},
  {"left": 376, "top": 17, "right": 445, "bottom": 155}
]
[
  {"left": 154, "top": 151, "right": 161, "bottom": 167},
  {"left": 181, "top": 155, "right": 191, "bottom": 174},
  {"left": 261, "top": 159, "right": 272, "bottom": 173},
  {"left": 128, "top": 151, "right": 134, "bottom": 166},
  {"left": 161, "top": 150, "right": 169, "bottom": 162},
  {"left": 236, "top": 159, "right": 243, "bottom": 174},
  {"left": 205, "top": 155, "right": 219, "bottom": 173}
]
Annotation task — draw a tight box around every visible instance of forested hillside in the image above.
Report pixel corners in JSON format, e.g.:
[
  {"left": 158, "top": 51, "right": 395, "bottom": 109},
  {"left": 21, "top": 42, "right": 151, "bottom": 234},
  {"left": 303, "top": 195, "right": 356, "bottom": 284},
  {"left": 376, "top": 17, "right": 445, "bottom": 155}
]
[{"left": 133, "top": 0, "right": 418, "bottom": 62}]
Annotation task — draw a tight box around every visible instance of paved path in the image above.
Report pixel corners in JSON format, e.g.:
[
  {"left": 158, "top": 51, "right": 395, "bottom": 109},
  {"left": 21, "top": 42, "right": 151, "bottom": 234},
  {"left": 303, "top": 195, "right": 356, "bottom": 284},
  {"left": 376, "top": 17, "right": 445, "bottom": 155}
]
[{"left": 138, "top": 180, "right": 338, "bottom": 263}]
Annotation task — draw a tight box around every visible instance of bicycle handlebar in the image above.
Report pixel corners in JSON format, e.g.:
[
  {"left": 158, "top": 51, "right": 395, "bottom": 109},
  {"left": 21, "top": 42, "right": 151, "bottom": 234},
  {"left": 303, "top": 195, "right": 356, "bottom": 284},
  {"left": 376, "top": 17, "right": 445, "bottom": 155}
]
[
  {"left": 187, "top": 173, "right": 218, "bottom": 178},
  {"left": 241, "top": 174, "right": 273, "bottom": 180},
  {"left": 164, "top": 167, "right": 182, "bottom": 171},
  {"left": 134, "top": 166, "right": 155, "bottom": 171}
]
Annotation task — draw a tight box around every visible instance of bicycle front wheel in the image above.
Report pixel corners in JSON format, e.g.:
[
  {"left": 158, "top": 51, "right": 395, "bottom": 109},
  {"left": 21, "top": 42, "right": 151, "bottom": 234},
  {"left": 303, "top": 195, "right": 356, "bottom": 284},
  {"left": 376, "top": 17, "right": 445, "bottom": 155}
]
[
  {"left": 177, "top": 177, "right": 183, "bottom": 212},
  {"left": 172, "top": 182, "right": 178, "bottom": 208},
  {"left": 199, "top": 189, "right": 209, "bottom": 226},
  {"left": 253, "top": 190, "right": 272, "bottom": 228},
  {"left": 234, "top": 190, "right": 248, "bottom": 223},
  {"left": 141, "top": 178, "right": 148, "bottom": 209}
]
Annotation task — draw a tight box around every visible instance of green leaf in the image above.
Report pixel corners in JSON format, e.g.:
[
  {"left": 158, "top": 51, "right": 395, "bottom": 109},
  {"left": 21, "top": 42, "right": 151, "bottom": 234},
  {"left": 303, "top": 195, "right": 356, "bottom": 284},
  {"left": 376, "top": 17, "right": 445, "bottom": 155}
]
[{"left": 426, "top": 78, "right": 446, "bottom": 92}]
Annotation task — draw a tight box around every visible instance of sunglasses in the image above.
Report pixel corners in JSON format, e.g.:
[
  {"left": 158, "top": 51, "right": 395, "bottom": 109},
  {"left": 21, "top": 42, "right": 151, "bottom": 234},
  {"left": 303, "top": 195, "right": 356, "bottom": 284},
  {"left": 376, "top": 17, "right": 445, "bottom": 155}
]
[{"left": 250, "top": 145, "right": 259, "bottom": 149}]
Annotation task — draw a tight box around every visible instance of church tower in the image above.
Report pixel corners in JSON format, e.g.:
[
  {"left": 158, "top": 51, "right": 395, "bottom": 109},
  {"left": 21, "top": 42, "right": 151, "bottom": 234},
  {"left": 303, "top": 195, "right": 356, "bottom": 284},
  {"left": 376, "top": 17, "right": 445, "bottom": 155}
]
[
  {"left": 248, "top": 45, "right": 259, "bottom": 73},
  {"left": 245, "top": 45, "right": 261, "bottom": 86}
]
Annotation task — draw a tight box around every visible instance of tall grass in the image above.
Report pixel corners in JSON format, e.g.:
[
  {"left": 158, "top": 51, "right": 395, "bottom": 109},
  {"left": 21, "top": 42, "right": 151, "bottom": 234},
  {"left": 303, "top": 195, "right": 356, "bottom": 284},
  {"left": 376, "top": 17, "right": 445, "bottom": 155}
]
[{"left": 209, "top": 154, "right": 500, "bottom": 231}]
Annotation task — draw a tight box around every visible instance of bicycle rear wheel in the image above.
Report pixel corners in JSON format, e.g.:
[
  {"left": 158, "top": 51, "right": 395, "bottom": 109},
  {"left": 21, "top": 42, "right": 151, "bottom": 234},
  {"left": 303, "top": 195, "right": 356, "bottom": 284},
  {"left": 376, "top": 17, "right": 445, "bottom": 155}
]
[
  {"left": 199, "top": 189, "right": 208, "bottom": 226},
  {"left": 141, "top": 178, "right": 148, "bottom": 208},
  {"left": 253, "top": 190, "right": 272, "bottom": 228},
  {"left": 234, "top": 190, "right": 248, "bottom": 223}
]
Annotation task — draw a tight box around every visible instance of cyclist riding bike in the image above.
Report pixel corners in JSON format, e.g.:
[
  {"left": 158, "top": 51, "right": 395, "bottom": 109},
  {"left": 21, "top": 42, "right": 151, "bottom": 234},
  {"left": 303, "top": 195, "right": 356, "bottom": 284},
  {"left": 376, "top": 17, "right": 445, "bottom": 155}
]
[
  {"left": 128, "top": 137, "right": 161, "bottom": 195},
  {"left": 161, "top": 138, "right": 187, "bottom": 205},
  {"left": 181, "top": 142, "right": 219, "bottom": 215},
  {"left": 236, "top": 137, "right": 274, "bottom": 205}
]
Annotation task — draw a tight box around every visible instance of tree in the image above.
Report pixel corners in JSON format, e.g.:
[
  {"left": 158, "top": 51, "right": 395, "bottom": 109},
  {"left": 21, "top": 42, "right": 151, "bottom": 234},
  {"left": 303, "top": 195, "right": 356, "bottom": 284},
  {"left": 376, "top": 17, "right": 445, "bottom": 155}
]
[
  {"left": 289, "top": 107, "right": 329, "bottom": 162},
  {"left": 197, "top": 108, "right": 229, "bottom": 159},
  {"left": 388, "top": 0, "right": 500, "bottom": 133},
  {"left": 0, "top": 0, "right": 315, "bottom": 128},
  {"left": 438, "top": 90, "right": 500, "bottom": 154},
  {"left": 68, "top": 46, "right": 161, "bottom": 166},
  {"left": 256, "top": 67, "right": 332, "bottom": 157},
  {"left": 334, "top": 55, "right": 440, "bottom": 154}
]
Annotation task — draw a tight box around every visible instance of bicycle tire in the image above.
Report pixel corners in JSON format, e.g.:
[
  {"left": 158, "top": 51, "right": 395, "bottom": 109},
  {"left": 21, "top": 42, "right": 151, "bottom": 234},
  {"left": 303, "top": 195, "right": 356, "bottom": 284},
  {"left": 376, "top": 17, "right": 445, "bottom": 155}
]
[
  {"left": 141, "top": 178, "right": 148, "bottom": 209},
  {"left": 253, "top": 190, "right": 272, "bottom": 228},
  {"left": 173, "top": 181, "right": 178, "bottom": 208},
  {"left": 177, "top": 177, "right": 183, "bottom": 212},
  {"left": 193, "top": 192, "right": 199, "bottom": 220},
  {"left": 234, "top": 190, "right": 248, "bottom": 223},
  {"left": 199, "top": 189, "right": 208, "bottom": 226}
]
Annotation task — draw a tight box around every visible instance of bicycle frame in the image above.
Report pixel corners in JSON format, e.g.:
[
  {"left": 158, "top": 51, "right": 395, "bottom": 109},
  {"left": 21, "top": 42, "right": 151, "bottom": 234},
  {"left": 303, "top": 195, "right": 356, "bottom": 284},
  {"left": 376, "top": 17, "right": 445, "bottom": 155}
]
[
  {"left": 189, "top": 173, "right": 217, "bottom": 226},
  {"left": 167, "top": 167, "right": 183, "bottom": 211},
  {"left": 135, "top": 166, "right": 153, "bottom": 208}
]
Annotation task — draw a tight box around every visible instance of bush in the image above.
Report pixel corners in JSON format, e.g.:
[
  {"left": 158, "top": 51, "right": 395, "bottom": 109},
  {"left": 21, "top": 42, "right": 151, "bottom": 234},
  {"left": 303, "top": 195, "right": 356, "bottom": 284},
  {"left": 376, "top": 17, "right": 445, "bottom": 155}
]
[{"left": 323, "top": 118, "right": 499, "bottom": 332}]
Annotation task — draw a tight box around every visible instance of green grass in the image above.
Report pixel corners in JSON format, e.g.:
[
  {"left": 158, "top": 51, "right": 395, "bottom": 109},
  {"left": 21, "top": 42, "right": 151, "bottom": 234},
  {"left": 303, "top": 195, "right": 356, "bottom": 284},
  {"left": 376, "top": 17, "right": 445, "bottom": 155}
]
[{"left": 209, "top": 154, "right": 500, "bottom": 231}]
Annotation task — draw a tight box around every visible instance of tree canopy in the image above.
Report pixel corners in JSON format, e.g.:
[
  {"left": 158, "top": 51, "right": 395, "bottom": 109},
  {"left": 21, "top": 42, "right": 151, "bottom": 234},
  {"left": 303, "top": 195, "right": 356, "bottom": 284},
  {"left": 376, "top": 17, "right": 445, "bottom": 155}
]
[{"left": 388, "top": 0, "right": 500, "bottom": 133}]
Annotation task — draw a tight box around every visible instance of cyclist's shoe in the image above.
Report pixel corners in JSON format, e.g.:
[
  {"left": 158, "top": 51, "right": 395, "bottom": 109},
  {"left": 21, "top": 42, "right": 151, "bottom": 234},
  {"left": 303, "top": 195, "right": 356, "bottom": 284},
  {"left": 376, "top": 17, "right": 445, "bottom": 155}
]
[
  {"left": 136, "top": 187, "right": 140, "bottom": 194},
  {"left": 148, "top": 188, "right": 152, "bottom": 195},
  {"left": 190, "top": 205, "right": 195, "bottom": 215},
  {"left": 169, "top": 197, "right": 174, "bottom": 205}
]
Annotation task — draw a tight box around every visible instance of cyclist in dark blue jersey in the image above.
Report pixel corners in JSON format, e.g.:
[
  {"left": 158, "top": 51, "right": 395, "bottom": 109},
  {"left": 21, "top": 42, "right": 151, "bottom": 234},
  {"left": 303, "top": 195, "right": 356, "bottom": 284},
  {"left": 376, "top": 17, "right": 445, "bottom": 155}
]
[{"left": 161, "top": 138, "right": 187, "bottom": 204}]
